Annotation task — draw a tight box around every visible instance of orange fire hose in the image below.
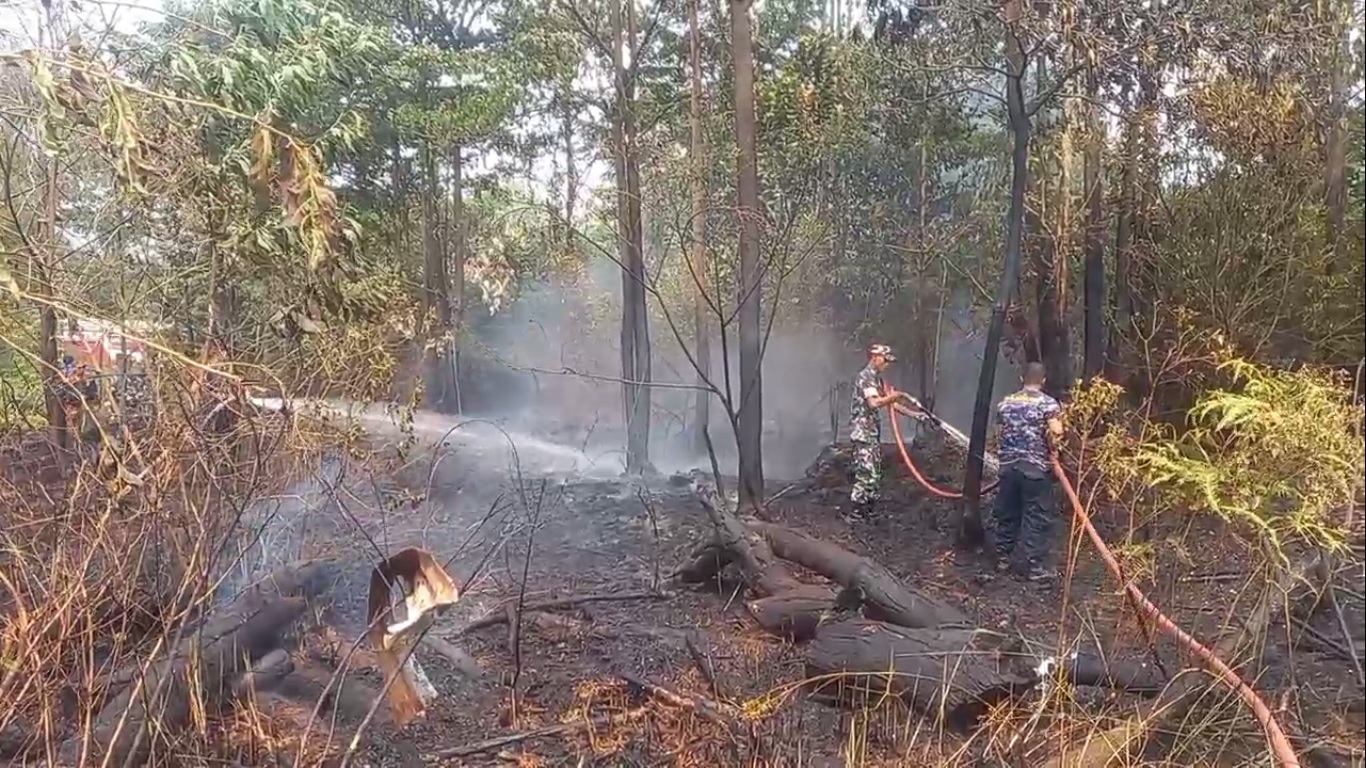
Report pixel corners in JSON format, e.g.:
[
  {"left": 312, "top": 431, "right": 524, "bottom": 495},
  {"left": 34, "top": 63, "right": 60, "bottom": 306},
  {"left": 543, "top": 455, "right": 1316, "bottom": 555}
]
[
  {"left": 885, "top": 399, "right": 999, "bottom": 498},
  {"left": 880, "top": 390, "right": 1298, "bottom": 767},
  {"left": 1051, "top": 454, "right": 1300, "bottom": 768}
]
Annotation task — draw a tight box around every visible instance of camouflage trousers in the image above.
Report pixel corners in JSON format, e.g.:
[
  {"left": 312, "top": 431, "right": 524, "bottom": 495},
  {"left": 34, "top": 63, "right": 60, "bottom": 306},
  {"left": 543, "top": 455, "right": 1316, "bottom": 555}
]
[{"left": 849, "top": 441, "right": 883, "bottom": 506}]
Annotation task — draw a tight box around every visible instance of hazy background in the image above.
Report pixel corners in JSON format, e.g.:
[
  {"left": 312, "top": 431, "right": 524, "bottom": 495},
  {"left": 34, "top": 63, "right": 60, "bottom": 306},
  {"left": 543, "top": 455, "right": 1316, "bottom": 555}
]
[{"left": 452, "top": 253, "right": 1019, "bottom": 480}]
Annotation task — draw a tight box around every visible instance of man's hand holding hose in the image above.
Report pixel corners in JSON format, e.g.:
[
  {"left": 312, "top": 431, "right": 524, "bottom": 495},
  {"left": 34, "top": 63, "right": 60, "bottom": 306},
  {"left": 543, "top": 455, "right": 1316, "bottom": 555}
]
[{"left": 889, "top": 391, "right": 934, "bottom": 424}]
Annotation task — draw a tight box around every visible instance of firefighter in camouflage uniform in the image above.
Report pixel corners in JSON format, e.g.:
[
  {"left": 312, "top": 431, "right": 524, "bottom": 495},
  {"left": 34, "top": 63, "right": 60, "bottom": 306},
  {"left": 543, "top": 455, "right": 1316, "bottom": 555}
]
[{"left": 847, "top": 344, "right": 921, "bottom": 520}]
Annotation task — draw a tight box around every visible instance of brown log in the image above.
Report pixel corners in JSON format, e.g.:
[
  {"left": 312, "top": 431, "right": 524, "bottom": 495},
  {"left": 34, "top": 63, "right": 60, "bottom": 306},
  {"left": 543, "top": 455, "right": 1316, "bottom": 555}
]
[
  {"left": 805, "top": 619, "right": 1034, "bottom": 729},
  {"left": 746, "top": 587, "right": 836, "bottom": 642},
  {"left": 750, "top": 522, "right": 969, "bottom": 628},
  {"left": 691, "top": 480, "right": 808, "bottom": 596},
  {"left": 803, "top": 618, "right": 1169, "bottom": 730}
]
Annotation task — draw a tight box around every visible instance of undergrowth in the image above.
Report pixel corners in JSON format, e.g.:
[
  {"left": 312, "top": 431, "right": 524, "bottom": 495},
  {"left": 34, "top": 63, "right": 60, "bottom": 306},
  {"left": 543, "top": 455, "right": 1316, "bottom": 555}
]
[{"left": 1070, "top": 341, "right": 1363, "bottom": 565}]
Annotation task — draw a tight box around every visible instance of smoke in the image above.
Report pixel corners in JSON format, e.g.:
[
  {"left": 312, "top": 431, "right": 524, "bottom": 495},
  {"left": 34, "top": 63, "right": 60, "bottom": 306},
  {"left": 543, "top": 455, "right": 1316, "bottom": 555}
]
[
  {"left": 915, "top": 289, "right": 1021, "bottom": 434},
  {"left": 464, "top": 253, "right": 855, "bottom": 479}
]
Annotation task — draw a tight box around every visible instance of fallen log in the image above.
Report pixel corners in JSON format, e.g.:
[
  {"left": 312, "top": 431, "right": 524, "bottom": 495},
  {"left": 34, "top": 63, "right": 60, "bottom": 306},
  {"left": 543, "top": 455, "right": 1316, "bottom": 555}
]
[
  {"left": 750, "top": 522, "right": 968, "bottom": 628},
  {"left": 805, "top": 619, "right": 1169, "bottom": 725},
  {"left": 56, "top": 549, "right": 458, "bottom": 767},
  {"left": 678, "top": 480, "right": 837, "bottom": 641},
  {"left": 805, "top": 620, "right": 1035, "bottom": 729},
  {"left": 683, "top": 480, "right": 1168, "bottom": 730}
]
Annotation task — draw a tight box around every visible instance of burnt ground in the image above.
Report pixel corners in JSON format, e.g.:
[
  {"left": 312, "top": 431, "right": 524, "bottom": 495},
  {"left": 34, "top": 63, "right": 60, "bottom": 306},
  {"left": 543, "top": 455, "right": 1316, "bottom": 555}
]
[{"left": 249, "top": 426, "right": 1366, "bottom": 768}]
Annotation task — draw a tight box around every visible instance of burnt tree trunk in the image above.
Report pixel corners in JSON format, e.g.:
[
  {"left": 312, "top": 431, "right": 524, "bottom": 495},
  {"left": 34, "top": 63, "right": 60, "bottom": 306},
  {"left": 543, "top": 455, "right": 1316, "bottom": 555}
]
[
  {"left": 750, "top": 522, "right": 967, "bottom": 628},
  {"left": 960, "top": 0, "right": 1031, "bottom": 548},
  {"left": 450, "top": 144, "right": 466, "bottom": 413},
  {"left": 421, "top": 140, "right": 456, "bottom": 414},
  {"left": 1109, "top": 79, "right": 1137, "bottom": 378}
]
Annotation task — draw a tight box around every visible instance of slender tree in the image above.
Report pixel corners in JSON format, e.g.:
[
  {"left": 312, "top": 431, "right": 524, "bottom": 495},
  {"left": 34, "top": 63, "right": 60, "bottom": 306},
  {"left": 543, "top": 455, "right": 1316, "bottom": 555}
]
[{"left": 731, "top": 0, "right": 764, "bottom": 508}]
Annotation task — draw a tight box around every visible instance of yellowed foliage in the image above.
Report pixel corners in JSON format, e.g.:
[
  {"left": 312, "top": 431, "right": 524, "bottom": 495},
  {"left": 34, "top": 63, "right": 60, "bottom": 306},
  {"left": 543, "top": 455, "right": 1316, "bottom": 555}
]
[{"left": 1072, "top": 341, "right": 1363, "bottom": 565}]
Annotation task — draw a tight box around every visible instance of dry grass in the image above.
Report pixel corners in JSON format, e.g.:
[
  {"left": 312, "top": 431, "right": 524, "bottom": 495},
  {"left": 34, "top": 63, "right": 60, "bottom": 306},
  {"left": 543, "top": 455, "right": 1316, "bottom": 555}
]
[
  {"left": 0, "top": 363, "right": 341, "bottom": 766},
  {"left": 3, "top": 365, "right": 1362, "bottom": 768}
]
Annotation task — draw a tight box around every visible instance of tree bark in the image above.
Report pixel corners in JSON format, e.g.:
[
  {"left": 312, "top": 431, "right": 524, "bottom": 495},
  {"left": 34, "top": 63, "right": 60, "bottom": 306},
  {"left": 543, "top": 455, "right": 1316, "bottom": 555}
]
[
  {"left": 749, "top": 522, "right": 968, "bottom": 628},
  {"left": 450, "top": 144, "right": 465, "bottom": 414},
  {"left": 1082, "top": 71, "right": 1106, "bottom": 383},
  {"left": 1323, "top": 0, "right": 1348, "bottom": 272},
  {"left": 1031, "top": 54, "right": 1070, "bottom": 400},
  {"left": 420, "top": 140, "right": 456, "bottom": 414},
  {"left": 561, "top": 85, "right": 578, "bottom": 258},
  {"left": 1109, "top": 80, "right": 1137, "bottom": 376},
  {"left": 613, "top": 0, "right": 652, "bottom": 474},
  {"left": 731, "top": 0, "right": 765, "bottom": 508},
  {"left": 960, "top": 0, "right": 1030, "bottom": 548},
  {"left": 687, "top": 0, "right": 712, "bottom": 457}
]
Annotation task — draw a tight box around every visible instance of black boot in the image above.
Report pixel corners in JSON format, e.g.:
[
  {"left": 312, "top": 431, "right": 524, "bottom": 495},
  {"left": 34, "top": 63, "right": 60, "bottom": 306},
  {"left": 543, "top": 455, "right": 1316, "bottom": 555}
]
[{"left": 844, "top": 501, "right": 872, "bottom": 522}]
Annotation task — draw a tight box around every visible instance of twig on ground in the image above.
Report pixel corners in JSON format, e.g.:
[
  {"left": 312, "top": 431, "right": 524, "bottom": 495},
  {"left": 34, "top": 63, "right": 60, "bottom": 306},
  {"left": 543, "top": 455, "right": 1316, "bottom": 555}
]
[
  {"left": 684, "top": 630, "right": 724, "bottom": 700},
  {"left": 1328, "top": 587, "right": 1366, "bottom": 686},
  {"left": 619, "top": 673, "right": 738, "bottom": 728},
  {"left": 451, "top": 591, "right": 667, "bottom": 637},
  {"left": 423, "top": 707, "right": 650, "bottom": 759}
]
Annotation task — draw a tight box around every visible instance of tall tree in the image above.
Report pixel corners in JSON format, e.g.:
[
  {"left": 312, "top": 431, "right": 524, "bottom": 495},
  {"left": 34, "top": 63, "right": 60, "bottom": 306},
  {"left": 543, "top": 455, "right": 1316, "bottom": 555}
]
[
  {"left": 1081, "top": 63, "right": 1106, "bottom": 382},
  {"left": 612, "top": 0, "right": 653, "bottom": 473},
  {"left": 687, "top": 0, "right": 712, "bottom": 456},
  {"left": 731, "top": 0, "right": 764, "bottom": 508},
  {"left": 1322, "top": 0, "right": 1350, "bottom": 270},
  {"left": 959, "top": 0, "right": 1032, "bottom": 547}
]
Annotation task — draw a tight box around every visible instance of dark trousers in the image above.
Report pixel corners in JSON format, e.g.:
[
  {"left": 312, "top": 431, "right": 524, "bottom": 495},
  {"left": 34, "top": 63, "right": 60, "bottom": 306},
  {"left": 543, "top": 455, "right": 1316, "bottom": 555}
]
[{"left": 992, "top": 460, "right": 1057, "bottom": 571}]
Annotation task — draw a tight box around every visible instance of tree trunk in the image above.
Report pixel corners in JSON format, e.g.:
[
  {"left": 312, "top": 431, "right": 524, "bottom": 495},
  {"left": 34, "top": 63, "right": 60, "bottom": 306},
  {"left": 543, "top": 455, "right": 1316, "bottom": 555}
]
[
  {"left": 1082, "top": 71, "right": 1106, "bottom": 383},
  {"left": 613, "top": 0, "right": 652, "bottom": 474},
  {"left": 731, "top": 0, "right": 764, "bottom": 508},
  {"left": 913, "top": 130, "right": 938, "bottom": 411},
  {"left": 1031, "top": 54, "right": 1070, "bottom": 400},
  {"left": 687, "top": 0, "right": 712, "bottom": 457},
  {"left": 959, "top": 0, "right": 1030, "bottom": 548},
  {"left": 450, "top": 144, "right": 466, "bottom": 414},
  {"left": 421, "top": 142, "right": 455, "bottom": 414},
  {"left": 1323, "top": 0, "right": 1348, "bottom": 272},
  {"left": 35, "top": 5, "right": 66, "bottom": 448},
  {"left": 1130, "top": 68, "right": 1160, "bottom": 329},
  {"left": 1109, "top": 80, "right": 1136, "bottom": 376},
  {"left": 1031, "top": 207, "right": 1070, "bottom": 399},
  {"left": 37, "top": 155, "right": 65, "bottom": 449},
  {"left": 561, "top": 86, "right": 578, "bottom": 259},
  {"left": 206, "top": 205, "right": 237, "bottom": 358}
]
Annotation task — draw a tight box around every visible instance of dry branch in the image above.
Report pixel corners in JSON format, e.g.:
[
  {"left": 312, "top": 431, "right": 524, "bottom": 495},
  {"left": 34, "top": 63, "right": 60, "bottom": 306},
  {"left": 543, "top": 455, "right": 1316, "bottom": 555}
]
[
  {"left": 424, "top": 707, "right": 650, "bottom": 759},
  {"left": 61, "top": 558, "right": 346, "bottom": 766},
  {"left": 452, "top": 590, "right": 666, "bottom": 637}
]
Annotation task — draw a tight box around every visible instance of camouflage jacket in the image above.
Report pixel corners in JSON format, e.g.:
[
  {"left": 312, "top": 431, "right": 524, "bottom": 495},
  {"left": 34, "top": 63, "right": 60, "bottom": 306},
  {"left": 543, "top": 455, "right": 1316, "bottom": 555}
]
[
  {"left": 849, "top": 364, "right": 884, "bottom": 444},
  {"left": 995, "top": 388, "right": 1062, "bottom": 469}
]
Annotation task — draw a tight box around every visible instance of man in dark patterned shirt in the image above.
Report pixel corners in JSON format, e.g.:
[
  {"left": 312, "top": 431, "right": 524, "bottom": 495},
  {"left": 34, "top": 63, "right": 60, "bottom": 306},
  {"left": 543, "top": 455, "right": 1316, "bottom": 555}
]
[
  {"left": 847, "top": 344, "right": 920, "bottom": 521},
  {"left": 992, "top": 362, "right": 1064, "bottom": 580}
]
